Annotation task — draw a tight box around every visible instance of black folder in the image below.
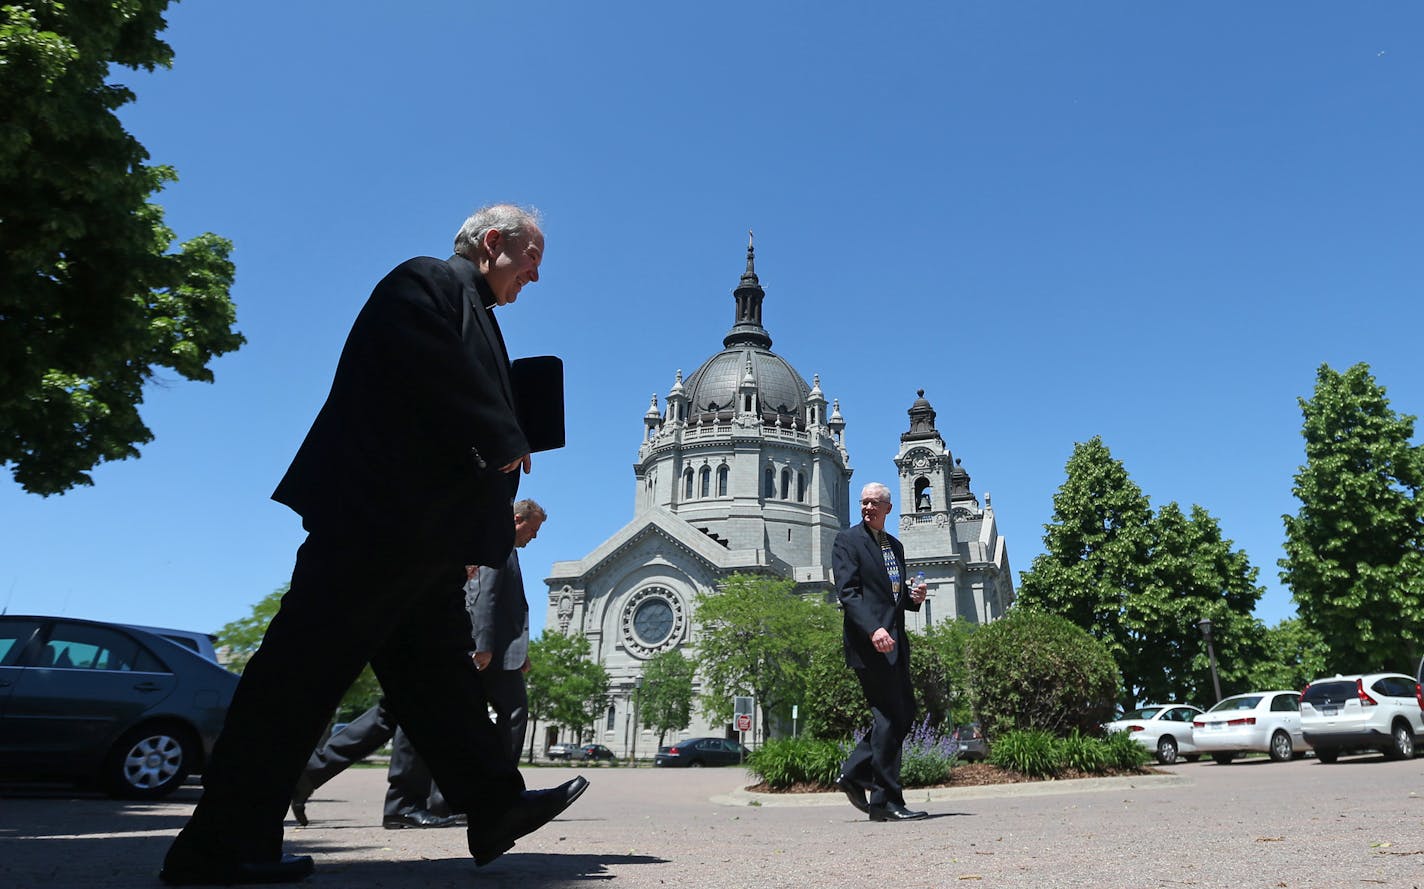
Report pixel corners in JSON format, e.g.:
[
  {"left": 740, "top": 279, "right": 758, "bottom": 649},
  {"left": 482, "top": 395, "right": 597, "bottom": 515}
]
[{"left": 510, "top": 356, "right": 566, "bottom": 453}]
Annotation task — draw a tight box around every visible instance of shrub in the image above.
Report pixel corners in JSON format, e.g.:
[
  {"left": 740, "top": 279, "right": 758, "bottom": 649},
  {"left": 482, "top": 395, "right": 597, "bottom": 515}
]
[
  {"left": 899, "top": 717, "right": 957, "bottom": 787},
  {"left": 746, "top": 737, "right": 847, "bottom": 789},
  {"left": 1054, "top": 730, "right": 1109, "bottom": 773},
  {"left": 1103, "top": 728, "right": 1153, "bottom": 769},
  {"left": 988, "top": 728, "right": 1059, "bottom": 778},
  {"left": 964, "top": 608, "right": 1119, "bottom": 738}
]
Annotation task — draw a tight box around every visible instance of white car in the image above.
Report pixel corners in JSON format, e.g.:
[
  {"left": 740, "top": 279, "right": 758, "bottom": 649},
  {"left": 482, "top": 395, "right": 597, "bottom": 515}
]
[
  {"left": 1104, "top": 703, "right": 1204, "bottom": 765},
  {"left": 1191, "top": 691, "right": 1303, "bottom": 764},
  {"left": 1300, "top": 672, "right": 1424, "bottom": 763}
]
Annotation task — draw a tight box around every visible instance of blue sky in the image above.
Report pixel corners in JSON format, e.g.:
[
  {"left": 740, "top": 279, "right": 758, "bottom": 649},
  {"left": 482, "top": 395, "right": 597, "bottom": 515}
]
[{"left": 4, "top": 2, "right": 1421, "bottom": 647}]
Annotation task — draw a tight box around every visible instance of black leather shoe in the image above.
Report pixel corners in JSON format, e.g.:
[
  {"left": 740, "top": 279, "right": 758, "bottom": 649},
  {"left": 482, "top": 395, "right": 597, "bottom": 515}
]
[
  {"left": 159, "top": 851, "right": 315, "bottom": 885},
  {"left": 383, "top": 809, "right": 462, "bottom": 829},
  {"left": 834, "top": 775, "right": 870, "bottom": 814},
  {"left": 868, "top": 802, "right": 928, "bottom": 822},
  {"left": 289, "top": 800, "right": 308, "bottom": 827},
  {"left": 469, "top": 776, "right": 589, "bottom": 866}
]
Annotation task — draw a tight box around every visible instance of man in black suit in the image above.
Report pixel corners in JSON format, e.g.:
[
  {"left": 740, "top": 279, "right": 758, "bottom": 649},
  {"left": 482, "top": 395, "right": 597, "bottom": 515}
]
[
  {"left": 833, "top": 482, "right": 929, "bottom": 822},
  {"left": 162, "top": 205, "right": 585, "bottom": 885},
  {"left": 288, "top": 499, "right": 547, "bottom": 829}
]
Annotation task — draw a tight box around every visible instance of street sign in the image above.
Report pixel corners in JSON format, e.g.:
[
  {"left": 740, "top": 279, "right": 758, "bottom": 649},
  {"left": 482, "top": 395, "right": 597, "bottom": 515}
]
[
  {"left": 733, "top": 696, "right": 754, "bottom": 717},
  {"left": 735, "top": 713, "right": 752, "bottom": 732}
]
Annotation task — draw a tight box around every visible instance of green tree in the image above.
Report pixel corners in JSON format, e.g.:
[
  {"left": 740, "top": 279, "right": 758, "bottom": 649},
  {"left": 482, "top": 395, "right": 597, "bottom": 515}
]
[
  {"left": 214, "top": 586, "right": 380, "bottom": 723},
  {"left": 638, "top": 649, "right": 696, "bottom": 747},
  {"left": 912, "top": 617, "right": 979, "bottom": 729},
  {"left": 1281, "top": 363, "right": 1424, "bottom": 673},
  {"left": 2, "top": 1, "right": 244, "bottom": 495},
  {"left": 799, "top": 620, "right": 863, "bottom": 741},
  {"left": 693, "top": 573, "right": 838, "bottom": 740},
  {"left": 1245, "top": 618, "right": 1331, "bottom": 692},
  {"left": 964, "top": 608, "right": 1120, "bottom": 738},
  {"left": 526, "top": 630, "right": 610, "bottom": 747},
  {"left": 1135, "top": 502, "right": 1267, "bottom": 706},
  {"left": 1015, "top": 437, "right": 1152, "bottom": 700}
]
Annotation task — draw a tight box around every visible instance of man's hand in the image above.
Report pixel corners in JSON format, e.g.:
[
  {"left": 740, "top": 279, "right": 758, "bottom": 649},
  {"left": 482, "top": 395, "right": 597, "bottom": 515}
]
[
  {"left": 472, "top": 651, "right": 493, "bottom": 671},
  {"left": 498, "top": 454, "right": 532, "bottom": 474},
  {"left": 520, "top": 656, "right": 531, "bottom": 674},
  {"left": 909, "top": 580, "right": 928, "bottom": 605},
  {"left": 870, "top": 628, "right": 895, "bottom": 653}
]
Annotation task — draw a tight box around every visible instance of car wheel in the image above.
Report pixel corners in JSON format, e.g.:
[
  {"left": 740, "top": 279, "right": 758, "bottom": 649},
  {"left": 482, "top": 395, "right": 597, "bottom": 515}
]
[
  {"left": 688, "top": 760, "right": 704, "bottom": 768},
  {"left": 1212, "top": 752, "right": 1235, "bottom": 765},
  {"left": 1269, "top": 730, "right": 1293, "bottom": 763},
  {"left": 1386, "top": 722, "right": 1414, "bottom": 760},
  {"left": 102, "top": 723, "right": 196, "bottom": 800},
  {"left": 1315, "top": 748, "right": 1339, "bottom": 764},
  {"left": 1156, "top": 736, "right": 1178, "bottom": 765}
]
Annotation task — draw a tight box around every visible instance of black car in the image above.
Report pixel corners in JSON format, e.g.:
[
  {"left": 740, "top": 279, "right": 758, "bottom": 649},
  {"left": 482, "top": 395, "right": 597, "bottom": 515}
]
[
  {"left": 950, "top": 723, "right": 987, "bottom": 762},
  {"left": 0, "top": 615, "right": 239, "bottom": 799},
  {"left": 654, "top": 736, "right": 749, "bottom": 767},
  {"left": 572, "top": 743, "right": 617, "bottom": 762}
]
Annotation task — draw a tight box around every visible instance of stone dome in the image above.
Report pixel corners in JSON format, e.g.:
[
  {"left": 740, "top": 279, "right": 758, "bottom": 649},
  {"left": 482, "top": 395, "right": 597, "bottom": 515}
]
[
  {"left": 680, "top": 235, "right": 811, "bottom": 428},
  {"left": 683, "top": 347, "right": 811, "bottom": 427}
]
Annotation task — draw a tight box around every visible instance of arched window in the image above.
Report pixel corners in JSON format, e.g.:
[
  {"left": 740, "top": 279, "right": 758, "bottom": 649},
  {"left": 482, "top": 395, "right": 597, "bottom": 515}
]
[
  {"left": 717, "top": 465, "right": 729, "bottom": 496},
  {"left": 606, "top": 702, "right": 616, "bottom": 731},
  {"left": 684, "top": 468, "right": 694, "bottom": 499},
  {"left": 764, "top": 467, "right": 775, "bottom": 498},
  {"left": 699, "top": 466, "right": 711, "bottom": 498},
  {"left": 914, "top": 477, "right": 932, "bottom": 512},
  {"left": 780, "top": 468, "right": 791, "bottom": 500},
  {"left": 797, "top": 471, "right": 807, "bottom": 502}
]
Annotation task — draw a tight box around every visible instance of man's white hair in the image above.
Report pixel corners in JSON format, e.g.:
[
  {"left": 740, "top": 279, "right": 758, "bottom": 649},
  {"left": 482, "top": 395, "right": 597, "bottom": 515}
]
[
  {"left": 453, "top": 204, "right": 542, "bottom": 259},
  {"left": 861, "top": 482, "right": 892, "bottom": 503}
]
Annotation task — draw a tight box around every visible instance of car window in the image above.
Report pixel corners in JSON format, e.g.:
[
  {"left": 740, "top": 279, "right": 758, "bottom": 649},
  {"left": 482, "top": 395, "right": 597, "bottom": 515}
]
[
  {"left": 1302, "top": 680, "right": 1355, "bottom": 705},
  {"left": 0, "top": 620, "right": 42, "bottom": 667},
  {"left": 1375, "top": 676, "right": 1413, "bottom": 699},
  {"left": 1209, "top": 696, "right": 1260, "bottom": 713},
  {"left": 46, "top": 622, "right": 166, "bottom": 673},
  {"left": 1123, "top": 707, "right": 1162, "bottom": 720},
  {"left": 1270, "top": 693, "right": 1300, "bottom": 712},
  {"left": 1166, "top": 708, "right": 1192, "bottom": 722}
]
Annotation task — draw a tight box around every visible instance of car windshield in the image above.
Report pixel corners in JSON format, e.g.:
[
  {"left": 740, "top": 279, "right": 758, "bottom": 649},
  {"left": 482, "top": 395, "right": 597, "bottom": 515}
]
[
  {"left": 1208, "top": 695, "right": 1263, "bottom": 712},
  {"left": 1302, "top": 680, "right": 1356, "bottom": 705},
  {"left": 1122, "top": 707, "right": 1163, "bottom": 720}
]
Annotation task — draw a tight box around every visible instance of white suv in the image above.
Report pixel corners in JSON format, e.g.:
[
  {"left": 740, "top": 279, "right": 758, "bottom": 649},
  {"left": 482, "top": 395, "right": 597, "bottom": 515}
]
[{"left": 1299, "top": 672, "right": 1424, "bottom": 763}]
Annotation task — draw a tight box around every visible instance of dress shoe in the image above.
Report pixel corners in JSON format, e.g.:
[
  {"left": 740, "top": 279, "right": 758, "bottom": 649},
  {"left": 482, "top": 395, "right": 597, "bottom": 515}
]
[
  {"left": 868, "top": 801, "right": 928, "bottom": 822},
  {"left": 159, "top": 850, "right": 315, "bottom": 885},
  {"left": 383, "top": 809, "right": 462, "bottom": 829},
  {"left": 289, "top": 800, "right": 308, "bottom": 828},
  {"left": 834, "top": 775, "right": 870, "bottom": 814},
  {"left": 469, "top": 776, "right": 589, "bottom": 866}
]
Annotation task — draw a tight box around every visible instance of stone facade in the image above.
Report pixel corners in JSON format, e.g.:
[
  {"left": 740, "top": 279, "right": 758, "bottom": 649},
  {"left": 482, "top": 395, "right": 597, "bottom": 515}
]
[{"left": 542, "top": 240, "right": 1012, "bottom": 756}]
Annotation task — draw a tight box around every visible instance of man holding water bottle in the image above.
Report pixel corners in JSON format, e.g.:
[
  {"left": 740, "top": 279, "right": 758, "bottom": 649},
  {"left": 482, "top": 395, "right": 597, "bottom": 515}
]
[{"left": 832, "top": 482, "right": 930, "bottom": 821}]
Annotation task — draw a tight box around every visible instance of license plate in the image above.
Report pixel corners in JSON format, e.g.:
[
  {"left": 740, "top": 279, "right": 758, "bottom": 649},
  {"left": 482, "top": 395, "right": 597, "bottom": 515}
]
[
  {"left": 1321, "top": 706, "right": 1337, "bottom": 716},
  {"left": 1210, "top": 723, "right": 1225, "bottom": 731}
]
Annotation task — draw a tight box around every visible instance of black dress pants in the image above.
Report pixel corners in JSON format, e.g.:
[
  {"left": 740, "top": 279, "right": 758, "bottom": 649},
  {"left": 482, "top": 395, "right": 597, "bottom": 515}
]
[
  {"left": 841, "top": 657, "right": 916, "bottom": 807},
  {"left": 169, "top": 533, "right": 522, "bottom": 863}
]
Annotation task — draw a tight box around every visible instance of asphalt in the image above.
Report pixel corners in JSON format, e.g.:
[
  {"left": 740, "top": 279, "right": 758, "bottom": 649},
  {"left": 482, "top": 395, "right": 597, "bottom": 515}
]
[{"left": 3, "top": 754, "right": 1422, "bottom": 888}]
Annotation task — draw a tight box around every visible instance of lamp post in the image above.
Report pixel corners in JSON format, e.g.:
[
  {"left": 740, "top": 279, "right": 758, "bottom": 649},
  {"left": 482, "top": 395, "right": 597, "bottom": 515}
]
[
  {"left": 1197, "top": 617, "right": 1222, "bottom": 704},
  {"left": 629, "top": 676, "right": 643, "bottom": 766}
]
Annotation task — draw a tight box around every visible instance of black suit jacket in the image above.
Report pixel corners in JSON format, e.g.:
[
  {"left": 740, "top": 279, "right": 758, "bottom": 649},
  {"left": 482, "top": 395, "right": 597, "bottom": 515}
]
[
  {"left": 465, "top": 549, "right": 529, "bottom": 671},
  {"left": 273, "top": 255, "right": 526, "bottom": 566},
  {"left": 833, "top": 522, "right": 921, "bottom": 669}
]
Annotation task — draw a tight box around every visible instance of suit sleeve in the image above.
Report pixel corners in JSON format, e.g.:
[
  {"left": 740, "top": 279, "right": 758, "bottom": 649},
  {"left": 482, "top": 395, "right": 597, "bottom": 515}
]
[
  {"left": 834, "top": 533, "right": 881, "bottom": 640},
  {"left": 356, "top": 259, "right": 528, "bottom": 469},
  {"left": 467, "top": 563, "right": 505, "bottom": 653}
]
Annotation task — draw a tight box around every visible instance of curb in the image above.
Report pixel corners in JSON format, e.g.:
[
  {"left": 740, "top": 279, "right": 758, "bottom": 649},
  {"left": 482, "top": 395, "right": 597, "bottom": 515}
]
[{"left": 710, "top": 771, "right": 1191, "bottom": 807}]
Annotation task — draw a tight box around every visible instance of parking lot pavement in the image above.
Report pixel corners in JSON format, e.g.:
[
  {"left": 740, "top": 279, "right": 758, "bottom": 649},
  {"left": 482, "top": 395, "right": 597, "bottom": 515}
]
[{"left": 3, "top": 754, "right": 1423, "bottom": 888}]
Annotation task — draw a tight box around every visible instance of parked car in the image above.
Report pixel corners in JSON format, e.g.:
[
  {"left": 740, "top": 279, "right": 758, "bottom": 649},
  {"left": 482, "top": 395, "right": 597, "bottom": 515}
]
[
  {"left": 654, "top": 736, "right": 749, "bottom": 767},
  {"left": 572, "top": 743, "right": 617, "bottom": 762},
  {"left": 1103, "top": 703, "right": 1204, "bottom": 764},
  {"left": 0, "top": 615, "right": 239, "bottom": 799},
  {"left": 121, "top": 623, "right": 220, "bottom": 663},
  {"left": 949, "top": 723, "right": 987, "bottom": 762},
  {"left": 546, "top": 742, "right": 576, "bottom": 760},
  {"left": 1191, "top": 691, "right": 1303, "bottom": 763},
  {"left": 1300, "top": 672, "right": 1424, "bottom": 763}
]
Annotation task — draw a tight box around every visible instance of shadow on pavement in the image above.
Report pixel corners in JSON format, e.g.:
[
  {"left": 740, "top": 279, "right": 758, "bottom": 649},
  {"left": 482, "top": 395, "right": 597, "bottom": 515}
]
[{"left": 314, "top": 852, "right": 668, "bottom": 884}]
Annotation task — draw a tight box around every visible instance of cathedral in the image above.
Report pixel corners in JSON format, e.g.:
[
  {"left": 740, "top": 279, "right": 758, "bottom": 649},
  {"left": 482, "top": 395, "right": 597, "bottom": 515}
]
[{"left": 542, "top": 239, "right": 1013, "bottom": 754}]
